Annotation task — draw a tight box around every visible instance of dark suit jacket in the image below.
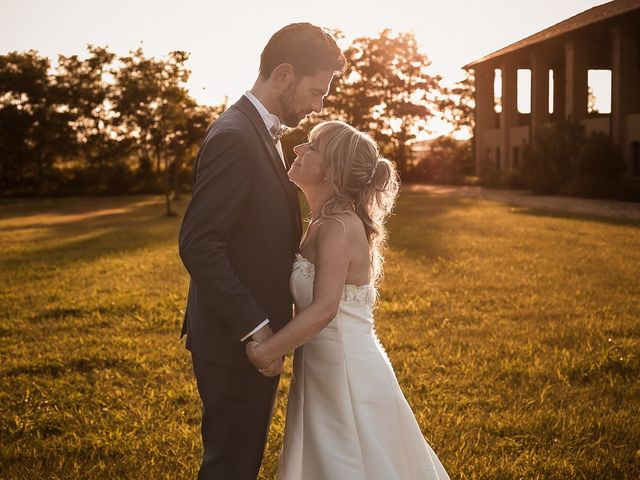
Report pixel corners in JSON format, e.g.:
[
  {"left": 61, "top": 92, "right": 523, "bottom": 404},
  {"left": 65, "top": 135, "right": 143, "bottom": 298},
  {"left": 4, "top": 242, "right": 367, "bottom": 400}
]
[{"left": 178, "top": 96, "right": 302, "bottom": 367}]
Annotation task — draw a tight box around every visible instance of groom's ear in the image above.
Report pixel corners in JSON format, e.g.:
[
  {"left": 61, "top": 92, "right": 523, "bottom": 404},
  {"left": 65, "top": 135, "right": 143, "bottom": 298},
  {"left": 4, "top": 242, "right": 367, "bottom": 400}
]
[{"left": 272, "top": 63, "right": 296, "bottom": 89}]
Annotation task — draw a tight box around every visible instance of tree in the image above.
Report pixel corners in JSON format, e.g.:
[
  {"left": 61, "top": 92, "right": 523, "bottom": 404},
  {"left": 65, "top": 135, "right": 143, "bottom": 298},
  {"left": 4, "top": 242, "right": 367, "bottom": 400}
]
[
  {"left": 114, "top": 49, "right": 195, "bottom": 216},
  {"left": 414, "top": 136, "right": 473, "bottom": 184},
  {"left": 54, "top": 45, "right": 130, "bottom": 181},
  {"left": 587, "top": 86, "right": 599, "bottom": 114},
  {"left": 0, "top": 50, "right": 74, "bottom": 193},
  {"left": 404, "top": 136, "right": 473, "bottom": 184},
  {"left": 167, "top": 101, "right": 223, "bottom": 199},
  {"left": 324, "top": 30, "right": 441, "bottom": 175},
  {"left": 438, "top": 70, "right": 475, "bottom": 136}
]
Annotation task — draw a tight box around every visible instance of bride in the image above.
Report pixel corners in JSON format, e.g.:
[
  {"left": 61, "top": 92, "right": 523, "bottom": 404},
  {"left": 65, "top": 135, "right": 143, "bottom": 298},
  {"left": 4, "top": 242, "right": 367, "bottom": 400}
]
[{"left": 246, "top": 120, "right": 449, "bottom": 479}]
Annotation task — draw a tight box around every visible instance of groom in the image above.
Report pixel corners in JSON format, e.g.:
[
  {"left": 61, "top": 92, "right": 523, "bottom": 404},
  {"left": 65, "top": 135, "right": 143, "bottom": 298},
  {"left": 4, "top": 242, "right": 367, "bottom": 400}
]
[{"left": 178, "top": 23, "right": 346, "bottom": 479}]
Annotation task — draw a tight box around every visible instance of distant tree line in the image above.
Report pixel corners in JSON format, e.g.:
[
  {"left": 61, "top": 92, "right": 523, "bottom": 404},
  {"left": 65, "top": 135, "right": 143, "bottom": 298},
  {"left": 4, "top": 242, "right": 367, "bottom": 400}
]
[
  {"left": 0, "top": 46, "right": 223, "bottom": 214},
  {"left": 1, "top": 31, "right": 475, "bottom": 208}
]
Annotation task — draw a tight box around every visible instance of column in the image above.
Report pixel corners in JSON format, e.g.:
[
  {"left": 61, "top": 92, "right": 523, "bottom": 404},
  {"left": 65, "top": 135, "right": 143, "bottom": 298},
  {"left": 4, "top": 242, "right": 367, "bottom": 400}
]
[
  {"left": 500, "top": 61, "right": 517, "bottom": 171},
  {"left": 531, "top": 50, "right": 550, "bottom": 141},
  {"left": 552, "top": 62, "right": 566, "bottom": 120},
  {"left": 473, "top": 63, "right": 495, "bottom": 175},
  {"left": 611, "top": 19, "right": 639, "bottom": 161},
  {"left": 564, "top": 37, "right": 588, "bottom": 122}
]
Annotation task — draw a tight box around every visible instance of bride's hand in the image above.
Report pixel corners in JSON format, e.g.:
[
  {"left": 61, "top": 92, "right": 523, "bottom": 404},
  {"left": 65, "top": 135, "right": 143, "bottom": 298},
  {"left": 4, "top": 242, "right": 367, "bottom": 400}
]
[
  {"left": 246, "top": 341, "right": 282, "bottom": 376},
  {"left": 259, "top": 357, "right": 283, "bottom": 377}
]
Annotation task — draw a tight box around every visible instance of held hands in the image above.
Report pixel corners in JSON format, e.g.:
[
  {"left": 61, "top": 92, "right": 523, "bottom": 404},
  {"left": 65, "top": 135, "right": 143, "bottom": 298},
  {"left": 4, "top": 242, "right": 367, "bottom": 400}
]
[
  {"left": 246, "top": 324, "right": 282, "bottom": 377},
  {"left": 246, "top": 341, "right": 282, "bottom": 377}
]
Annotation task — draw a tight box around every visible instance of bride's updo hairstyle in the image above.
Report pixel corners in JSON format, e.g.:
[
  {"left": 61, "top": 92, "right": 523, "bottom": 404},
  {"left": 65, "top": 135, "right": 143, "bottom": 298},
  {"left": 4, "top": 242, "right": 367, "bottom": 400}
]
[{"left": 308, "top": 120, "right": 399, "bottom": 284}]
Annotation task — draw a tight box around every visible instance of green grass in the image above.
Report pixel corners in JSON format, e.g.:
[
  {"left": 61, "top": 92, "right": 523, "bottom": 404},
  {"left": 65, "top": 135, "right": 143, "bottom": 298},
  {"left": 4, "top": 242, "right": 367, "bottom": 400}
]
[{"left": 1, "top": 191, "right": 639, "bottom": 479}]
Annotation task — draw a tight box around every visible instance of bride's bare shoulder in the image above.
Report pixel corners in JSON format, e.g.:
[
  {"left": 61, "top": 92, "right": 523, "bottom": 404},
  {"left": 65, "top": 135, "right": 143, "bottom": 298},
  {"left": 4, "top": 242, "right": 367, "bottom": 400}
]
[{"left": 316, "top": 212, "right": 365, "bottom": 244}]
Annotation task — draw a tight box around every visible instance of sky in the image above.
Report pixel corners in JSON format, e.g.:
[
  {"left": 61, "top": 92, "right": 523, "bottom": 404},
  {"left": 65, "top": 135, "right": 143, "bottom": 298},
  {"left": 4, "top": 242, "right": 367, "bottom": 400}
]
[{"left": 1, "top": 0, "right": 609, "bottom": 135}]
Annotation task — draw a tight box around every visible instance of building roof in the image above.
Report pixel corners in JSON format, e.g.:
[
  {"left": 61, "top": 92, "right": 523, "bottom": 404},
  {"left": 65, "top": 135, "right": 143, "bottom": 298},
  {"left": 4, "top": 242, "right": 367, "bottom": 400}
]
[{"left": 464, "top": 0, "right": 640, "bottom": 68}]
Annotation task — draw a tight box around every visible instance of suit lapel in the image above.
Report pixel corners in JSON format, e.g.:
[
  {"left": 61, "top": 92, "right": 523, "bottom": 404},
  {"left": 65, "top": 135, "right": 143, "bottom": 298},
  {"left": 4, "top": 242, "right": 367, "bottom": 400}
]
[{"left": 234, "top": 96, "right": 302, "bottom": 244}]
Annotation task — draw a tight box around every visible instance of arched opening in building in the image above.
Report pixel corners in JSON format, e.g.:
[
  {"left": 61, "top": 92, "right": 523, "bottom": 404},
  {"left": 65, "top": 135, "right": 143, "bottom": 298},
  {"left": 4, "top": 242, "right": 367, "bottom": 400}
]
[
  {"left": 494, "top": 69, "right": 502, "bottom": 114},
  {"left": 587, "top": 69, "right": 612, "bottom": 114},
  {"left": 517, "top": 69, "right": 531, "bottom": 114}
]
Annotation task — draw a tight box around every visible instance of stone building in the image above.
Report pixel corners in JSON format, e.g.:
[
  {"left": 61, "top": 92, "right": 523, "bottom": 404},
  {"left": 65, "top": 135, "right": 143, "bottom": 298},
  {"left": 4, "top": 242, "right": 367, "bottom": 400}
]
[{"left": 464, "top": 0, "right": 640, "bottom": 178}]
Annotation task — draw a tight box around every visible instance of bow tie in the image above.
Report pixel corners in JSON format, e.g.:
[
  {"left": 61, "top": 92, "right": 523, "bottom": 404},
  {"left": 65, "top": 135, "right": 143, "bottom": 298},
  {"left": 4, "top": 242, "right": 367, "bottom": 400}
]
[{"left": 270, "top": 124, "right": 287, "bottom": 143}]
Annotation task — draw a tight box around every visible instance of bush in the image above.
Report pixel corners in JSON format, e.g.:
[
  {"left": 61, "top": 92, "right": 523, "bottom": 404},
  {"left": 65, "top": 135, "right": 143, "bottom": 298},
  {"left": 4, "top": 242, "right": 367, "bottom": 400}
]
[
  {"left": 521, "top": 120, "right": 585, "bottom": 194},
  {"left": 575, "top": 131, "right": 625, "bottom": 179},
  {"left": 408, "top": 136, "right": 473, "bottom": 184},
  {"left": 479, "top": 163, "right": 505, "bottom": 188},
  {"left": 520, "top": 120, "right": 633, "bottom": 201},
  {"left": 479, "top": 161, "right": 526, "bottom": 189}
]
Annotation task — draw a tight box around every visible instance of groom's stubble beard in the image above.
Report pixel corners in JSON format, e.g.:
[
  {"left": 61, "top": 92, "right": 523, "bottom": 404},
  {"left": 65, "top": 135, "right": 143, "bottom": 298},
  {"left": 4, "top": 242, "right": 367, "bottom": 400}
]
[{"left": 279, "top": 79, "right": 306, "bottom": 127}]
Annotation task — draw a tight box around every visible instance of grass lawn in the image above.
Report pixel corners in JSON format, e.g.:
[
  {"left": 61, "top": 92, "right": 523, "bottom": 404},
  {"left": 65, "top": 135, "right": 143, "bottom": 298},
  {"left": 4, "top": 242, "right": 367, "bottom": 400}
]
[{"left": 1, "top": 191, "right": 639, "bottom": 479}]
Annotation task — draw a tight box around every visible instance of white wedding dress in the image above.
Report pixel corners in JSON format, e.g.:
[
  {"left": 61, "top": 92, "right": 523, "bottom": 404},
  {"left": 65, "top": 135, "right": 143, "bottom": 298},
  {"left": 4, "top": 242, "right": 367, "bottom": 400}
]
[{"left": 277, "top": 254, "right": 450, "bottom": 480}]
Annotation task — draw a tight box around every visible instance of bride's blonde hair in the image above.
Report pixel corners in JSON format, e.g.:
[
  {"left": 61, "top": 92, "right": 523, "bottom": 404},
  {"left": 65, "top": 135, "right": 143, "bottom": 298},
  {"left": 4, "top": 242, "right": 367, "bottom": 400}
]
[{"left": 308, "top": 121, "right": 399, "bottom": 285}]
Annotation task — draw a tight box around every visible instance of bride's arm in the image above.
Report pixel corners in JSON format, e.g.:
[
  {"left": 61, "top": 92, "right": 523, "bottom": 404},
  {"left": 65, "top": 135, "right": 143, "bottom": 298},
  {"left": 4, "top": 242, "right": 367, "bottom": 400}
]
[{"left": 247, "top": 219, "right": 350, "bottom": 368}]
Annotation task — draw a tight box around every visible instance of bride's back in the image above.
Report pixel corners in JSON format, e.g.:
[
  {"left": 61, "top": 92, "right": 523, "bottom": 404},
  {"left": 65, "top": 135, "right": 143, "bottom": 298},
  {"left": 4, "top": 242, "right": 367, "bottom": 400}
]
[{"left": 300, "top": 211, "right": 371, "bottom": 287}]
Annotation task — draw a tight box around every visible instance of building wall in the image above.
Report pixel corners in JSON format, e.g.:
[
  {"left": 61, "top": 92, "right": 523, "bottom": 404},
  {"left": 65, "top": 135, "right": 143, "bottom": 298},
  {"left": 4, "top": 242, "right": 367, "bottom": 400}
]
[
  {"left": 626, "top": 113, "right": 640, "bottom": 143},
  {"left": 509, "top": 126, "right": 530, "bottom": 170},
  {"left": 482, "top": 128, "right": 501, "bottom": 169},
  {"left": 626, "top": 113, "right": 640, "bottom": 175},
  {"left": 471, "top": 8, "right": 640, "bottom": 178}
]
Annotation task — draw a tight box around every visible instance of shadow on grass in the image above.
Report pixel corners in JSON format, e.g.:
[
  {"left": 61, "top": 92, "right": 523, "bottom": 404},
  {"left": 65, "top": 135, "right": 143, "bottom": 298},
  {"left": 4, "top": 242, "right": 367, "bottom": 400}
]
[
  {"left": 388, "top": 191, "right": 478, "bottom": 262},
  {"left": 0, "top": 224, "right": 175, "bottom": 271},
  {"left": 0, "top": 195, "right": 183, "bottom": 229},
  {"left": 0, "top": 196, "right": 186, "bottom": 271},
  {"left": 0, "top": 194, "right": 179, "bottom": 221},
  {"left": 508, "top": 205, "right": 640, "bottom": 228},
  {"left": 29, "top": 303, "right": 143, "bottom": 324},
  {"left": 1, "top": 356, "right": 145, "bottom": 379}
]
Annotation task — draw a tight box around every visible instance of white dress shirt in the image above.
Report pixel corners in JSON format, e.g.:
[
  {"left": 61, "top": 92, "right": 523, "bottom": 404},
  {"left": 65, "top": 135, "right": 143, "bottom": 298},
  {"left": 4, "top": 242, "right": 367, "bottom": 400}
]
[
  {"left": 239, "top": 90, "right": 286, "bottom": 342},
  {"left": 244, "top": 90, "right": 287, "bottom": 167}
]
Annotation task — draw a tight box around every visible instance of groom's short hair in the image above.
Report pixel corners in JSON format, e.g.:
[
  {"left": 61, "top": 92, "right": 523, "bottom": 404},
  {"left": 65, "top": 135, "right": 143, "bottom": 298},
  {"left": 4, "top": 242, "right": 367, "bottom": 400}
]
[{"left": 259, "top": 23, "right": 347, "bottom": 79}]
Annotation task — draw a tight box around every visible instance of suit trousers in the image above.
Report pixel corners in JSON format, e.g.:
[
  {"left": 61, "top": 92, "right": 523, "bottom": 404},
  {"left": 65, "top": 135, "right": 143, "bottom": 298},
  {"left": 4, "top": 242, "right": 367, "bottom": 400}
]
[{"left": 191, "top": 353, "right": 280, "bottom": 480}]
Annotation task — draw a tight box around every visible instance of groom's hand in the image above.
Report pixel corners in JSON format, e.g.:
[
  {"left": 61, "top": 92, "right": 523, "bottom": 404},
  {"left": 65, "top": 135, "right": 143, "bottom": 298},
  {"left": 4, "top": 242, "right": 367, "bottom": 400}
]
[
  {"left": 250, "top": 324, "right": 274, "bottom": 343},
  {"left": 246, "top": 340, "right": 282, "bottom": 377}
]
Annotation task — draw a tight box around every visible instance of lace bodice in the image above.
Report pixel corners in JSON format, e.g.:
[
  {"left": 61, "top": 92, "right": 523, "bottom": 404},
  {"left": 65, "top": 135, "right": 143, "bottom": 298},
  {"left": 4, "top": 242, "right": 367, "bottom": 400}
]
[{"left": 292, "top": 253, "right": 377, "bottom": 306}]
